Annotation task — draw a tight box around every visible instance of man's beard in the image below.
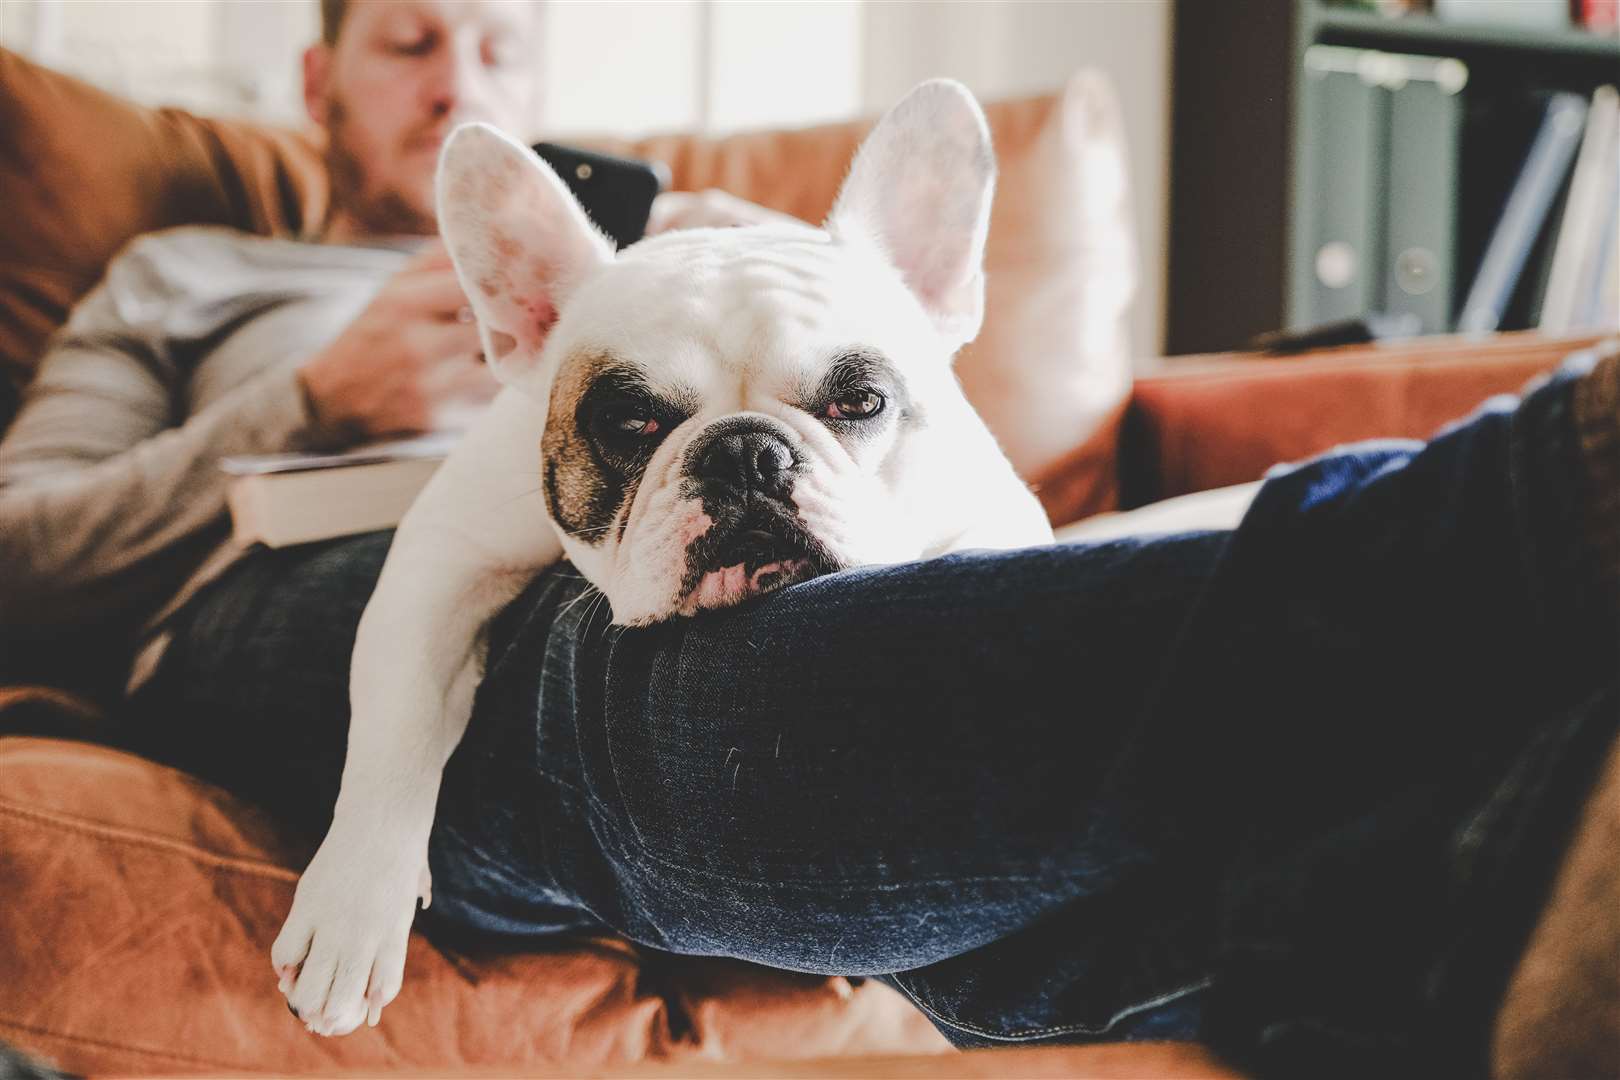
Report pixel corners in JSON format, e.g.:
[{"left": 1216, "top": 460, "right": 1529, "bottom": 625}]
[{"left": 324, "top": 98, "right": 438, "bottom": 238}]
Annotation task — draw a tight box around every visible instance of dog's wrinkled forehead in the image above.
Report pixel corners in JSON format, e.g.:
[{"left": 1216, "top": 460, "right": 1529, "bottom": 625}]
[{"left": 553, "top": 224, "right": 934, "bottom": 390}]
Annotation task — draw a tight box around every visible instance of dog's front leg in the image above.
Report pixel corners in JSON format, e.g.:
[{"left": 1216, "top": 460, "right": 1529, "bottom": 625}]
[{"left": 272, "top": 388, "right": 559, "bottom": 1036}]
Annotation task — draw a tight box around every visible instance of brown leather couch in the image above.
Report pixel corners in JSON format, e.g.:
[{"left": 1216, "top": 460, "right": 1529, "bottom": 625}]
[{"left": 0, "top": 45, "right": 1602, "bottom": 1079}]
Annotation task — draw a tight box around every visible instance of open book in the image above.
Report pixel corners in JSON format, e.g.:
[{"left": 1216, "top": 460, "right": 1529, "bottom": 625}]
[{"left": 221, "top": 433, "right": 458, "bottom": 548}]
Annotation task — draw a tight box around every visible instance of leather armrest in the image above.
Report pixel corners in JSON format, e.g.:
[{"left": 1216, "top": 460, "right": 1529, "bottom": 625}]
[{"left": 1119, "top": 332, "right": 1604, "bottom": 507}]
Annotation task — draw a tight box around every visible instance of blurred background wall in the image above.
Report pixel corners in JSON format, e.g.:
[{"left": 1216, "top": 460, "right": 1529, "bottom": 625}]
[{"left": 0, "top": 0, "right": 1170, "bottom": 356}]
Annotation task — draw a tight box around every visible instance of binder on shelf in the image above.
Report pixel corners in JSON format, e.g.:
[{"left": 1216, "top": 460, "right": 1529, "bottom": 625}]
[
  {"left": 1457, "top": 92, "right": 1589, "bottom": 334},
  {"left": 1297, "top": 46, "right": 1385, "bottom": 328},
  {"left": 1381, "top": 54, "right": 1468, "bottom": 333},
  {"left": 1294, "top": 47, "right": 1468, "bottom": 335}
]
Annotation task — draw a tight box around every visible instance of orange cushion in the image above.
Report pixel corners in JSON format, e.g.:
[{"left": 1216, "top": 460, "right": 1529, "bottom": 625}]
[
  {"left": 0, "top": 736, "right": 948, "bottom": 1075},
  {"left": 0, "top": 48, "right": 328, "bottom": 403},
  {"left": 1126, "top": 332, "right": 1603, "bottom": 503}
]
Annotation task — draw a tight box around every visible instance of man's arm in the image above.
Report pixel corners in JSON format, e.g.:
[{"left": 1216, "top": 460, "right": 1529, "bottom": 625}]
[
  {"left": 0, "top": 236, "right": 493, "bottom": 638},
  {"left": 0, "top": 282, "right": 338, "bottom": 636}
]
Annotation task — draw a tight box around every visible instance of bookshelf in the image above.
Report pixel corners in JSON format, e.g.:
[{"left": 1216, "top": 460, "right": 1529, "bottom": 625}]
[
  {"left": 1312, "top": 7, "right": 1620, "bottom": 65},
  {"left": 1166, "top": 0, "right": 1620, "bottom": 355}
]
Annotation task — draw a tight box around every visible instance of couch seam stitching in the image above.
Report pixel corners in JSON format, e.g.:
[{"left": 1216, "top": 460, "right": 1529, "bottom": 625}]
[
  {"left": 0, "top": 1016, "right": 256, "bottom": 1071},
  {"left": 0, "top": 800, "right": 298, "bottom": 881}
]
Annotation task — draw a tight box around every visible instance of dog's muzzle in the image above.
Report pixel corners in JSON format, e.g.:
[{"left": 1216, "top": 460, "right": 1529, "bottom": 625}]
[{"left": 675, "top": 420, "right": 833, "bottom": 609}]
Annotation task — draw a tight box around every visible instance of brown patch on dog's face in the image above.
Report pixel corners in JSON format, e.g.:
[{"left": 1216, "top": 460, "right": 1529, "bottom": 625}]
[
  {"left": 542, "top": 352, "right": 620, "bottom": 541},
  {"left": 541, "top": 351, "right": 686, "bottom": 544}
]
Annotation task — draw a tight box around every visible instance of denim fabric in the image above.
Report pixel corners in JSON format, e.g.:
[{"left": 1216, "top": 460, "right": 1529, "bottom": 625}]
[
  {"left": 428, "top": 536, "right": 1228, "bottom": 1046},
  {"left": 123, "top": 353, "right": 1619, "bottom": 1074}
]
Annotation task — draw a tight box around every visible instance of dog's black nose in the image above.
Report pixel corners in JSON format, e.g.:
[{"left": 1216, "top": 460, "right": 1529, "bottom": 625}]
[{"left": 693, "top": 429, "right": 797, "bottom": 495}]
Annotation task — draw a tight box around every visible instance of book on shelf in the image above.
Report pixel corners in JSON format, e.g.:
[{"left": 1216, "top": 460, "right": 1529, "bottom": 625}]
[
  {"left": 1597, "top": 215, "right": 1620, "bottom": 328},
  {"left": 221, "top": 432, "right": 457, "bottom": 549},
  {"left": 1539, "top": 84, "right": 1620, "bottom": 332},
  {"left": 1456, "top": 91, "right": 1589, "bottom": 334}
]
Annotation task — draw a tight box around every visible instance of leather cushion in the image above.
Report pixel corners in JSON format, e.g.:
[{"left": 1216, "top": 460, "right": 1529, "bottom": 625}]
[
  {"left": 1125, "top": 333, "right": 1600, "bottom": 505},
  {"left": 0, "top": 48, "right": 328, "bottom": 404},
  {"left": 0, "top": 736, "right": 948, "bottom": 1075}
]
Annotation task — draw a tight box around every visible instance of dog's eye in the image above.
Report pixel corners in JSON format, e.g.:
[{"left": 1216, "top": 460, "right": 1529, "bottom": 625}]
[
  {"left": 825, "top": 389, "right": 885, "bottom": 421},
  {"left": 589, "top": 395, "right": 667, "bottom": 442},
  {"left": 609, "top": 411, "right": 657, "bottom": 437}
]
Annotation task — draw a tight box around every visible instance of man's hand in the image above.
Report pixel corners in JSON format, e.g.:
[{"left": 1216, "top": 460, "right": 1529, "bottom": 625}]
[
  {"left": 646, "top": 189, "right": 802, "bottom": 235},
  {"left": 298, "top": 241, "right": 500, "bottom": 439}
]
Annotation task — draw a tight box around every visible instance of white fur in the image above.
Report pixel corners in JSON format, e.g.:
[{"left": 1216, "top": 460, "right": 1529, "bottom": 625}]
[{"left": 273, "top": 80, "right": 1052, "bottom": 1035}]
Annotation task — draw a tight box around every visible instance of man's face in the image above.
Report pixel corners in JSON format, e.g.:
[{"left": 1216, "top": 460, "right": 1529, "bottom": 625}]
[{"left": 306, "top": 0, "right": 537, "bottom": 237}]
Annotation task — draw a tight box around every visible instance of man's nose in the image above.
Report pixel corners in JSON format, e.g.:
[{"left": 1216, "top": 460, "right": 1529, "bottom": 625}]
[
  {"left": 423, "top": 44, "right": 483, "bottom": 117},
  {"left": 691, "top": 428, "right": 798, "bottom": 499}
]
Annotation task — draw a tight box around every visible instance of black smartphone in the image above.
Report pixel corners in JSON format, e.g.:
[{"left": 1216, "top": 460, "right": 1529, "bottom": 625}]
[{"left": 532, "top": 142, "right": 667, "bottom": 249}]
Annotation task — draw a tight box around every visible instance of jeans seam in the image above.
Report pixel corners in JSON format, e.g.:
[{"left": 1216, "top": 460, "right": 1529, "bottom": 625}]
[
  {"left": 618, "top": 829, "right": 1047, "bottom": 891},
  {"left": 534, "top": 754, "right": 1056, "bottom": 889},
  {"left": 886, "top": 973, "right": 1213, "bottom": 1041},
  {"left": 559, "top": 781, "right": 1049, "bottom": 890}
]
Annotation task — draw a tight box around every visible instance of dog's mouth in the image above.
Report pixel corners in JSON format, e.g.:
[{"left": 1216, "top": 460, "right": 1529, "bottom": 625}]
[{"left": 676, "top": 505, "right": 839, "bottom": 616}]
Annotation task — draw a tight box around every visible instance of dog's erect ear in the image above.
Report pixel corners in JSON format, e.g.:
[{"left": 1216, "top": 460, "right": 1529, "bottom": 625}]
[
  {"left": 437, "top": 123, "right": 614, "bottom": 384},
  {"left": 827, "top": 80, "right": 996, "bottom": 349}
]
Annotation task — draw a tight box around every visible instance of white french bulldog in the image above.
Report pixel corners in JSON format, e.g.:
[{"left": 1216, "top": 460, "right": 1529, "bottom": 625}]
[{"left": 271, "top": 79, "right": 1053, "bottom": 1036}]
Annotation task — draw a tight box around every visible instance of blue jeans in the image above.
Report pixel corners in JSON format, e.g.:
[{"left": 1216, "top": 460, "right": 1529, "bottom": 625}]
[{"left": 125, "top": 349, "right": 1619, "bottom": 1077}]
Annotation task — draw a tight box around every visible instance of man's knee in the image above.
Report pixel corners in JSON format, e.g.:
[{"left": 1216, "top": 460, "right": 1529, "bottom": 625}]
[{"left": 1491, "top": 730, "right": 1620, "bottom": 1080}]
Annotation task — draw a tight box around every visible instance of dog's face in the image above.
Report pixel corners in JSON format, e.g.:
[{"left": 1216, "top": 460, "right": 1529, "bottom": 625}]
[{"left": 438, "top": 81, "right": 997, "bottom": 624}]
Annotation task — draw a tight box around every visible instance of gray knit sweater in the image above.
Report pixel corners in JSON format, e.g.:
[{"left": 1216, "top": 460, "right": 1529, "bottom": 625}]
[{"left": 0, "top": 226, "right": 416, "bottom": 684}]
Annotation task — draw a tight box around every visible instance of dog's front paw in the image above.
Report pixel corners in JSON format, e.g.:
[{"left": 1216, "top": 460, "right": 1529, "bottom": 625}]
[{"left": 271, "top": 827, "right": 432, "bottom": 1036}]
